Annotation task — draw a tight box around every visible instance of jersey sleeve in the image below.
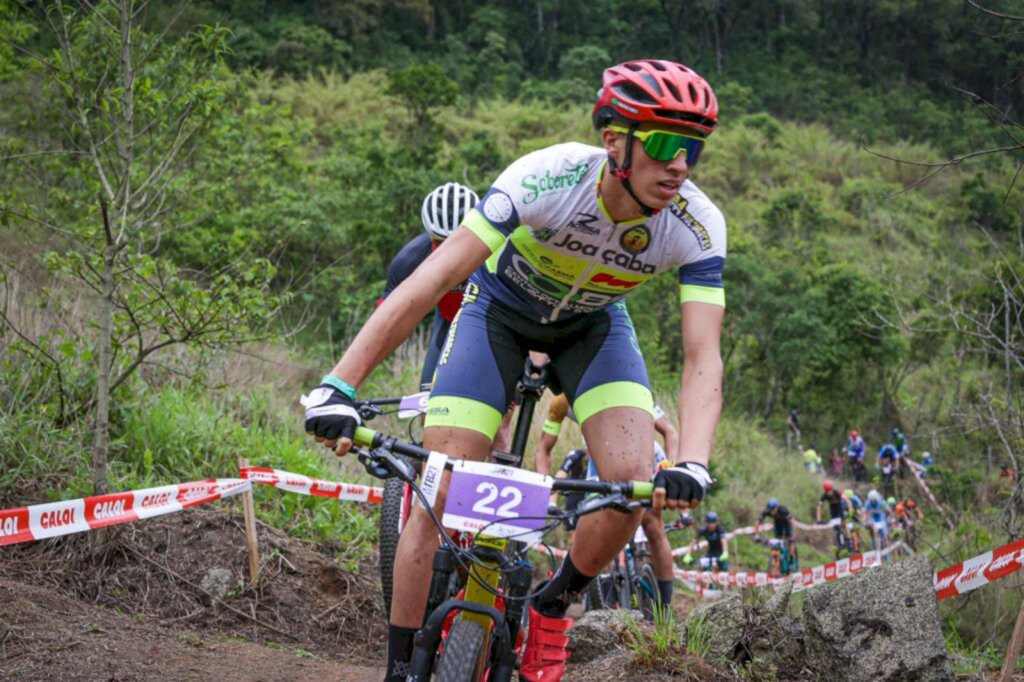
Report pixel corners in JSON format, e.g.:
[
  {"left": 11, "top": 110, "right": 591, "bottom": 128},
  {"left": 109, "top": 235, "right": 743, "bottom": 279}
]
[
  {"left": 380, "top": 234, "right": 432, "bottom": 300},
  {"left": 678, "top": 202, "right": 726, "bottom": 307},
  {"left": 461, "top": 149, "right": 552, "bottom": 253}
]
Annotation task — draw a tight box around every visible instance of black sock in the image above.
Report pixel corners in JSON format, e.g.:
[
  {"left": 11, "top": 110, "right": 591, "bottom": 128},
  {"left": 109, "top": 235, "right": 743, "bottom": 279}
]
[
  {"left": 385, "top": 624, "right": 417, "bottom": 682},
  {"left": 657, "top": 579, "right": 674, "bottom": 607},
  {"left": 533, "top": 554, "right": 595, "bottom": 618}
]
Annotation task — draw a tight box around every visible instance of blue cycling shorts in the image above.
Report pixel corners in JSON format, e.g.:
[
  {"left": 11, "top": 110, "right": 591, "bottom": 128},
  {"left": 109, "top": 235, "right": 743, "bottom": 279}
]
[{"left": 425, "top": 282, "right": 653, "bottom": 439}]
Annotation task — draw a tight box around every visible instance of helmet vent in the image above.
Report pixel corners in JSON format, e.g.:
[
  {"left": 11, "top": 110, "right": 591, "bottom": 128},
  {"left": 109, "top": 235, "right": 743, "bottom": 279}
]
[
  {"left": 664, "top": 81, "right": 681, "bottom": 102},
  {"left": 638, "top": 73, "right": 663, "bottom": 96},
  {"left": 648, "top": 60, "right": 667, "bottom": 72},
  {"left": 613, "top": 82, "right": 657, "bottom": 105},
  {"left": 687, "top": 83, "right": 699, "bottom": 103}
]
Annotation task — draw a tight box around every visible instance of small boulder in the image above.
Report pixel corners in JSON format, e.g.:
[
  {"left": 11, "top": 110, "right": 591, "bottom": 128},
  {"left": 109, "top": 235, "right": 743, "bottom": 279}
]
[
  {"left": 683, "top": 593, "right": 745, "bottom": 663},
  {"left": 566, "top": 609, "right": 641, "bottom": 663},
  {"left": 199, "top": 567, "right": 234, "bottom": 603},
  {"left": 802, "top": 555, "right": 953, "bottom": 681}
]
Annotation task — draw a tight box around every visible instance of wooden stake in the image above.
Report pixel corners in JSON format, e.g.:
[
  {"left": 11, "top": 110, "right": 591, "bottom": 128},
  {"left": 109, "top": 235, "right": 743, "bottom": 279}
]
[
  {"left": 1001, "top": 591, "right": 1024, "bottom": 682},
  {"left": 238, "top": 457, "right": 261, "bottom": 587}
]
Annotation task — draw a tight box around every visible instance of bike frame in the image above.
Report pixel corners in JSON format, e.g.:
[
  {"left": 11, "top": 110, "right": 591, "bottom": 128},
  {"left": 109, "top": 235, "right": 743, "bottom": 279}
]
[{"left": 354, "top": 360, "right": 655, "bottom": 682}]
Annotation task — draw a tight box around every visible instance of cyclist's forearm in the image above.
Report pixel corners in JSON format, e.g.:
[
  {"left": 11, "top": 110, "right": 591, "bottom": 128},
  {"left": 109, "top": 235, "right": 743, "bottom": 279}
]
[
  {"left": 675, "top": 351, "right": 723, "bottom": 464},
  {"left": 330, "top": 230, "right": 489, "bottom": 386}
]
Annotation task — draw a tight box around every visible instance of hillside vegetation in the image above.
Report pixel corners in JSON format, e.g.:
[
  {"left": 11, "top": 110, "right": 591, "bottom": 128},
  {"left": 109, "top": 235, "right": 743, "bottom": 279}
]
[{"left": 1, "top": 1, "right": 1022, "bottom": 668}]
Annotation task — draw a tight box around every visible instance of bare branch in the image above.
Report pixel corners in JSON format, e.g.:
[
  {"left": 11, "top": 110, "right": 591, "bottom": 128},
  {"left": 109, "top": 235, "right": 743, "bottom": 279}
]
[{"left": 967, "top": 0, "right": 1024, "bottom": 22}]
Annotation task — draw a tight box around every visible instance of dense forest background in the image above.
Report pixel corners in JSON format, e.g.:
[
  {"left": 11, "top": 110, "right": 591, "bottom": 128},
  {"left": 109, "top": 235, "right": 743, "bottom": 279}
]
[{"left": 1, "top": 0, "right": 1022, "bottom": 663}]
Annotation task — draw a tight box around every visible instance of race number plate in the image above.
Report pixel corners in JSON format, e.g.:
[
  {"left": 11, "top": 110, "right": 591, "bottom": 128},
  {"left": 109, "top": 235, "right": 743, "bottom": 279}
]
[
  {"left": 443, "top": 461, "right": 553, "bottom": 544},
  {"left": 398, "top": 391, "right": 430, "bottom": 419}
]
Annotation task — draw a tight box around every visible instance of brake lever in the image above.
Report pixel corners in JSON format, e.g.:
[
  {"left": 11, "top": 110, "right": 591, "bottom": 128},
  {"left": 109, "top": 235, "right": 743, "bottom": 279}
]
[
  {"left": 355, "top": 447, "right": 393, "bottom": 480},
  {"left": 573, "top": 492, "right": 632, "bottom": 519}
]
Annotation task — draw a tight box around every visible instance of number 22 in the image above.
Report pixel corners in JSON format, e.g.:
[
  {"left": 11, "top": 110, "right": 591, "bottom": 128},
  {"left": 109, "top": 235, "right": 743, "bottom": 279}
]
[{"left": 472, "top": 482, "right": 522, "bottom": 518}]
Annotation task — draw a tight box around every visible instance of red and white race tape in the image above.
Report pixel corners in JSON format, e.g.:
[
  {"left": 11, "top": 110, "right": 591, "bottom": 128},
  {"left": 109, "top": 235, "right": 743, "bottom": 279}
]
[
  {"left": 0, "top": 478, "right": 250, "bottom": 547},
  {"left": 240, "top": 467, "right": 383, "bottom": 504},
  {"left": 934, "top": 537, "right": 1024, "bottom": 600},
  {"left": 904, "top": 458, "right": 945, "bottom": 513},
  {"left": 674, "top": 566, "right": 778, "bottom": 588},
  {"left": 671, "top": 522, "right": 774, "bottom": 557}
]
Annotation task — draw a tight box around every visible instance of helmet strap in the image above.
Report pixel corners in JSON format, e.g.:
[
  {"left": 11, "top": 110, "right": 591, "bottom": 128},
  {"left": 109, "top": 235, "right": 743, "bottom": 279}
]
[{"left": 608, "top": 124, "right": 659, "bottom": 218}]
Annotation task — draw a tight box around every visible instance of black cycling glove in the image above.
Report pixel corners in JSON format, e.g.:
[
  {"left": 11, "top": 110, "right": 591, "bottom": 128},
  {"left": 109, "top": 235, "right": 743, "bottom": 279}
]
[
  {"left": 302, "top": 385, "right": 361, "bottom": 446},
  {"left": 653, "top": 461, "right": 713, "bottom": 504}
]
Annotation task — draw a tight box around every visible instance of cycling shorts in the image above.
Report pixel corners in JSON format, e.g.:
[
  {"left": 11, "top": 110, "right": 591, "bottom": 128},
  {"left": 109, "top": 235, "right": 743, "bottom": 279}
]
[{"left": 425, "top": 282, "right": 653, "bottom": 439}]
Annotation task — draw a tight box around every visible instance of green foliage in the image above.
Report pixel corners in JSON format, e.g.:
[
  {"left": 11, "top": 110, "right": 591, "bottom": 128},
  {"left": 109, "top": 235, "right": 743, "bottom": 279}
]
[
  {"left": 620, "top": 606, "right": 683, "bottom": 666},
  {"left": 116, "top": 385, "right": 376, "bottom": 554}
]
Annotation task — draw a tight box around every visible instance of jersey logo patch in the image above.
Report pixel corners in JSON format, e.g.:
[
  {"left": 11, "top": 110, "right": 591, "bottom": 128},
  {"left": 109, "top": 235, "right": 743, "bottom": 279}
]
[
  {"left": 620, "top": 225, "right": 650, "bottom": 254},
  {"left": 568, "top": 212, "right": 601, "bottom": 235},
  {"left": 590, "top": 273, "right": 640, "bottom": 289}
]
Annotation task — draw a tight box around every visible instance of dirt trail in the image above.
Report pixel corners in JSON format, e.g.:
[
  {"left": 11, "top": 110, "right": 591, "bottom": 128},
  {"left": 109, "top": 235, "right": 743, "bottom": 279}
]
[{"left": 1, "top": 578, "right": 384, "bottom": 681}]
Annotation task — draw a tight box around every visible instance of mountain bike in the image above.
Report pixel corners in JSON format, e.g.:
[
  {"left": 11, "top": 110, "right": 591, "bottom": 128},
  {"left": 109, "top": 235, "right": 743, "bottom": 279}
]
[
  {"left": 827, "top": 516, "right": 849, "bottom": 558},
  {"left": 868, "top": 518, "right": 889, "bottom": 553},
  {"left": 755, "top": 535, "right": 797, "bottom": 577},
  {"left": 845, "top": 517, "right": 863, "bottom": 554},
  {"left": 586, "top": 522, "right": 659, "bottom": 621},
  {"left": 351, "top": 361, "right": 655, "bottom": 682}
]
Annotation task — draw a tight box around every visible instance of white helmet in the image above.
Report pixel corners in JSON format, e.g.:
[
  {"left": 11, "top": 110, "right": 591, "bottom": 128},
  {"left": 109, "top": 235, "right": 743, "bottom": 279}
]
[
  {"left": 868, "top": 489, "right": 881, "bottom": 502},
  {"left": 421, "top": 182, "right": 479, "bottom": 240}
]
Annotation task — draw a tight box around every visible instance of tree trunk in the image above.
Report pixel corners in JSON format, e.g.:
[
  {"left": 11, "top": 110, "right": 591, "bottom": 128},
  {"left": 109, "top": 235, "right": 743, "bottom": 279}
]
[{"left": 93, "top": 198, "right": 115, "bottom": 495}]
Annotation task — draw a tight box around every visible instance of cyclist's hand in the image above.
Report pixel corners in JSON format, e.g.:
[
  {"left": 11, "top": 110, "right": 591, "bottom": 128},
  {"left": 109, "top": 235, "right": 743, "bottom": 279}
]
[
  {"left": 652, "top": 461, "right": 712, "bottom": 511},
  {"left": 682, "top": 552, "right": 693, "bottom": 564},
  {"left": 302, "top": 385, "right": 361, "bottom": 456},
  {"left": 720, "top": 551, "right": 729, "bottom": 561}
]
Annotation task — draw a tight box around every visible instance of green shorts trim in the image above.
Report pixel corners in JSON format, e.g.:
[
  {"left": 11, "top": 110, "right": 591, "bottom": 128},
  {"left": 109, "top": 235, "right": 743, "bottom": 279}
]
[
  {"left": 680, "top": 284, "right": 725, "bottom": 307},
  {"left": 573, "top": 381, "right": 654, "bottom": 425},
  {"left": 464, "top": 209, "right": 507, "bottom": 253},
  {"left": 424, "top": 395, "right": 504, "bottom": 439}
]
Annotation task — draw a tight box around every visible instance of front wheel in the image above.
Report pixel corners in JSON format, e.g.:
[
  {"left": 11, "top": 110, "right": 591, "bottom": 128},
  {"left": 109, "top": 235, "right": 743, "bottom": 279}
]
[
  {"left": 582, "top": 578, "right": 605, "bottom": 612},
  {"left": 435, "top": 619, "right": 487, "bottom": 682},
  {"left": 379, "top": 468, "right": 413, "bottom": 616},
  {"left": 637, "top": 563, "right": 659, "bottom": 622}
]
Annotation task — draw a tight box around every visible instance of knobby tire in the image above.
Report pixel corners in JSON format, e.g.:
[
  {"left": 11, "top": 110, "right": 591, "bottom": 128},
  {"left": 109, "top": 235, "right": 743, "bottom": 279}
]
[
  {"left": 583, "top": 577, "right": 605, "bottom": 612},
  {"left": 379, "top": 465, "right": 412, "bottom": 615},
  {"left": 436, "top": 619, "right": 487, "bottom": 682},
  {"left": 638, "top": 563, "right": 659, "bottom": 622}
]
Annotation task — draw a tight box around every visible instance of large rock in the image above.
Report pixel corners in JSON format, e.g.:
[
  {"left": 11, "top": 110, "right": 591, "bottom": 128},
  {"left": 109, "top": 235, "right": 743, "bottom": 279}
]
[
  {"left": 802, "top": 555, "right": 953, "bottom": 681},
  {"left": 566, "top": 609, "right": 641, "bottom": 663},
  {"left": 683, "top": 593, "right": 746, "bottom": 663},
  {"left": 747, "top": 582, "right": 806, "bottom": 674}
]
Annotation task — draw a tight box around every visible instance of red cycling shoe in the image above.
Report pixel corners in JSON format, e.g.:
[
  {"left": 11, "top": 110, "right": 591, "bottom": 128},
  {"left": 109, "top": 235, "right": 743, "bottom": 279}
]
[{"left": 520, "top": 605, "right": 573, "bottom": 681}]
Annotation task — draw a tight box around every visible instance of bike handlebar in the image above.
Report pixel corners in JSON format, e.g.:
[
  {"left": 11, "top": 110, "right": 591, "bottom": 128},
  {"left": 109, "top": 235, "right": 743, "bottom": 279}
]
[{"left": 354, "top": 426, "right": 654, "bottom": 500}]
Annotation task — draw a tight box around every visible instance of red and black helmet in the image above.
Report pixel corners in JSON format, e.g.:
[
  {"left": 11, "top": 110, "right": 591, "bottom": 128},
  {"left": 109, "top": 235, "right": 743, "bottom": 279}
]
[{"left": 592, "top": 60, "right": 718, "bottom": 136}]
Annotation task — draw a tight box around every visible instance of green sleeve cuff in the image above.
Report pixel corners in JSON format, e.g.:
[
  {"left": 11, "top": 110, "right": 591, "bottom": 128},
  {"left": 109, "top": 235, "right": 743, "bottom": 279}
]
[
  {"left": 542, "top": 420, "right": 562, "bottom": 437},
  {"left": 463, "top": 209, "right": 507, "bottom": 253},
  {"left": 680, "top": 285, "right": 725, "bottom": 307}
]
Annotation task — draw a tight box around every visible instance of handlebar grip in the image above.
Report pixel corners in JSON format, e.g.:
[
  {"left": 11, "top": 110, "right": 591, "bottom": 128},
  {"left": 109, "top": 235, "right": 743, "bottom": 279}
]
[
  {"left": 632, "top": 481, "right": 654, "bottom": 499},
  {"left": 354, "top": 426, "right": 378, "bottom": 447}
]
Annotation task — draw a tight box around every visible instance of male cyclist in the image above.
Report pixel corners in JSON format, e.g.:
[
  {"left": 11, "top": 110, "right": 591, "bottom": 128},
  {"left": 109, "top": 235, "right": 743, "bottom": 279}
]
[
  {"left": 757, "top": 498, "right": 797, "bottom": 566},
  {"left": 379, "top": 182, "right": 479, "bottom": 388},
  {"left": 893, "top": 497, "right": 923, "bottom": 549},
  {"left": 816, "top": 480, "right": 850, "bottom": 554},
  {"left": 696, "top": 511, "right": 729, "bottom": 570},
  {"left": 863, "top": 490, "right": 891, "bottom": 550},
  {"left": 536, "top": 392, "right": 681, "bottom": 609},
  {"left": 877, "top": 441, "right": 898, "bottom": 497},
  {"left": 304, "top": 60, "right": 726, "bottom": 682},
  {"left": 892, "top": 427, "right": 909, "bottom": 478},
  {"left": 847, "top": 430, "right": 867, "bottom": 482},
  {"left": 843, "top": 489, "right": 865, "bottom": 552}
]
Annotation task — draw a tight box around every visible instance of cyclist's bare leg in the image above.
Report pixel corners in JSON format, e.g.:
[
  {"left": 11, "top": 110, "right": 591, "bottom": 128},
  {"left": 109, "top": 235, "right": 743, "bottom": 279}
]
[
  {"left": 389, "top": 425, "right": 492, "bottom": 628},
  {"left": 491, "top": 408, "right": 515, "bottom": 453},
  {"left": 640, "top": 510, "right": 674, "bottom": 581},
  {"left": 570, "top": 407, "right": 654, "bottom": 574}
]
